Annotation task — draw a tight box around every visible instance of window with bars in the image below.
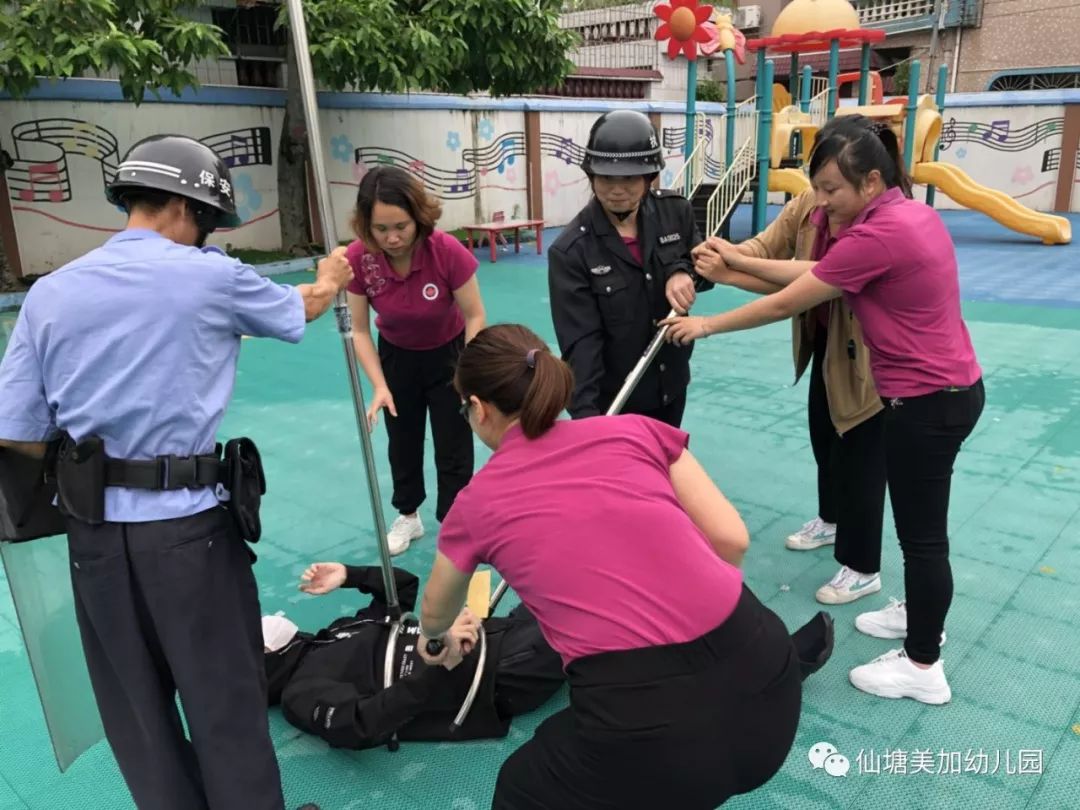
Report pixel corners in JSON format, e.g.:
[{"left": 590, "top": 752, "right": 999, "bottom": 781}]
[
  {"left": 211, "top": 4, "right": 286, "bottom": 88},
  {"left": 854, "top": 0, "right": 936, "bottom": 25},
  {"left": 989, "top": 71, "right": 1080, "bottom": 92}
]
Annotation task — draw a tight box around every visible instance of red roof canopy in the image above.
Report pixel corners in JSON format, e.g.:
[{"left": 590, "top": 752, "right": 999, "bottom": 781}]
[{"left": 747, "top": 29, "right": 886, "bottom": 54}]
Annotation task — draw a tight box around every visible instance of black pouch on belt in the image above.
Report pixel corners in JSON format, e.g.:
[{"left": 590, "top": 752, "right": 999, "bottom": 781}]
[
  {"left": 54, "top": 435, "right": 107, "bottom": 525},
  {"left": 223, "top": 437, "right": 266, "bottom": 543},
  {"left": 0, "top": 439, "right": 66, "bottom": 542}
]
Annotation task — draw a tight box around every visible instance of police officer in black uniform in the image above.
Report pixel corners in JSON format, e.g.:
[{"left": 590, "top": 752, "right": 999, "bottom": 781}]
[
  {"left": 548, "top": 110, "right": 707, "bottom": 427},
  {"left": 0, "top": 134, "right": 352, "bottom": 810}
]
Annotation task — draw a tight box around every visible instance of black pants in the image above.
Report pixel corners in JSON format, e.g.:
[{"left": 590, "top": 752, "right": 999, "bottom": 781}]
[
  {"left": 807, "top": 328, "right": 887, "bottom": 574},
  {"left": 885, "top": 379, "right": 984, "bottom": 664},
  {"left": 632, "top": 390, "right": 687, "bottom": 428},
  {"left": 66, "top": 507, "right": 283, "bottom": 810},
  {"left": 491, "top": 587, "right": 801, "bottom": 810},
  {"left": 379, "top": 333, "right": 474, "bottom": 521}
]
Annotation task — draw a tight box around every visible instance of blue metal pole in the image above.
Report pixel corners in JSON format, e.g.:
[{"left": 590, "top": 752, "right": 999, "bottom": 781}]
[
  {"left": 858, "top": 43, "right": 871, "bottom": 105},
  {"left": 926, "top": 63, "right": 949, "bottom": 206},
  {"left": 721, "top": 49, "right": 738, "bottom": 238},
  {"left": 800, "top": 65, "right": 812, "bottom": 114},
  {"left": 827, "top": 39, "right": 840, "bottom": 116},
  {"left": 725, "top": 49, "right": 736, "bottom": 170},
  {"left": 903, "top": 60, "right": 921, "bottom": 174},
  {"left": 685, "top": 59, "right": 698, "bottom": 161},
  {"left": 754, "top": 58, "right": 774, "bottom": 234}
]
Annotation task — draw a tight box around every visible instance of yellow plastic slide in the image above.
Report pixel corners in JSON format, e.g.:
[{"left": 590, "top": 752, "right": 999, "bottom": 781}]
[
  {"left": 769, "top": 168, "right": 811, "bottom": 196},
  {"left": 912, "top": 161, "right": 1072, "bottom": 245}
]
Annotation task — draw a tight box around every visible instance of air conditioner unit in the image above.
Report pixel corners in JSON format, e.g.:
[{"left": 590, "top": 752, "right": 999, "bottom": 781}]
[{"left": 735, "top": 5, "right": 762, "bottom": 30}]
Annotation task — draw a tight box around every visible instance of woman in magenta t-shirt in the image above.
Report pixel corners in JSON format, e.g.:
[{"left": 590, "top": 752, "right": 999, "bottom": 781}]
[
  {"left": 663, "top": 116, "right": 984, "bottom": 707},
  {"left": 346, "top": 166, "right": 486, "bottom": 555},
  {"left": 415, "top": 324, "right": 803, "bottom": 810}
]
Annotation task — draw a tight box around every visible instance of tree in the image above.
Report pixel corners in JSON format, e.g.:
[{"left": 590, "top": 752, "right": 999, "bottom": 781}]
[
  {"left": 0, "top": 0, "right": 230, "bottom": 289},
  {"left": 272, "top": 0, "right": 577, "bottom": 252}
]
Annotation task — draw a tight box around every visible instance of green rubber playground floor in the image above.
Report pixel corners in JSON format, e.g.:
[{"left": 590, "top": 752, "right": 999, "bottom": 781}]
[{"left": 2, "top": 206, "right": 1080, "bottom": 809}]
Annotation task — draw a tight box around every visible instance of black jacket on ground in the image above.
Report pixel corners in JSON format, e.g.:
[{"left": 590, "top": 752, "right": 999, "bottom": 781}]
[
  {"left": 548, "top": 190, "right": 707, "bottom": 418},
  {"left": 265, "top": 566, "right": 564, "bottom": 750}
]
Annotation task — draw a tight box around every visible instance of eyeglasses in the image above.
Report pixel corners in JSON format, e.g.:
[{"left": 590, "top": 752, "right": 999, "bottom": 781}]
[{"left": 459, "top": 399, "right": 471, "bottom": 423}]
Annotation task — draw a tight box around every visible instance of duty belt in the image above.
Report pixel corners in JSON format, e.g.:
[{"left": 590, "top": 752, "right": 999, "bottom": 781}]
[{"left": 105, "top": 452, "right": 226, "bottom": 491}]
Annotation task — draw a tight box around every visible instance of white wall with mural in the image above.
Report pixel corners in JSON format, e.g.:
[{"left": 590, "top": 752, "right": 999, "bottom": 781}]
[
  {"left": 535, "top": 111, "right": 594, "bottom": 227},
  {"left": 324, "top": 107, "right": 531, "bottom": 244},
  {"left": 918, "top": 104, "right": 1068, "bottom": 212},
  {"left": 4, "top": 99, "right": 283, "bottom": 272},
  {"left": 2, "top": 84, "right": 1076, "bottom": 277}
]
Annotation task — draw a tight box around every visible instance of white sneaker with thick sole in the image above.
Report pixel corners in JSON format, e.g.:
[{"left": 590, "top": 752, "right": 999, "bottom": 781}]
[
  {"left": 815, "top": 566, "right": 882, "bottom": 605},
  {"left": 387, "top": 514, "right": 423, "bottom": 556},
  {"left": 856, "top": 598, "right": 947, "bottom": 646},
  {"left": 785, "top": 517, "right": 837, "bottom": 551},
  {"left": 849, "top": 648, "right": 952, "bottom": 704}
]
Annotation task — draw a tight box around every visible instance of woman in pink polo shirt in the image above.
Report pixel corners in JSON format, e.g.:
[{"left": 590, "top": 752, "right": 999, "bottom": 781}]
[
  {"left": 415, "top": 324, "right": 805, "bottom": 810},
  {"left": 663, "top": 115, "right": 984, "bottom": 706},
  {"left": 347, "top": 166, "right": 486, "bottom": 555}
]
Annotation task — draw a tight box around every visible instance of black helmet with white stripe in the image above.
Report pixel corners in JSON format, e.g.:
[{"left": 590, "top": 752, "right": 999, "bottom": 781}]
[
  {"left": 581, "top": 110, "right": 664, "bottom": 177},
  {"left": 106, "top": 134, "right": 242, "bottom": 229}
]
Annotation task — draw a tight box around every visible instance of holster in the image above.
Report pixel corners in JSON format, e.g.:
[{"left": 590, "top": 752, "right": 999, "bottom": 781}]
[
  {"left": 55, "top": 435, "right": 107, "bottom": 525},
  {"left": 223, "top": 437, "right": 266, "bottom": 544},
  {"left": 0, "top": 440, "right": 66, "bottom": 542}
]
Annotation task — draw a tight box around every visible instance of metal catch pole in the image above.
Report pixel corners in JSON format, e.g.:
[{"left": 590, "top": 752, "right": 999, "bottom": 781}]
[{"left": 283, "top": 0, "right": 399, "bottom": 614}]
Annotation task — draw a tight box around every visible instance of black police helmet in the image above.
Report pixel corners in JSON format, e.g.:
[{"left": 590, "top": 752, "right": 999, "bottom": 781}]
[
  {"left": 581, "top": 110, "right": 665, "bottom": 178},
  {"left": 106, "top": 135, "right": 243, "bottom": 229}
]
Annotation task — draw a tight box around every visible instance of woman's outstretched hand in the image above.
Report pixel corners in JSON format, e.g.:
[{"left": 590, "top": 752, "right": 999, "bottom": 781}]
[{"left": 660, "top": 315, "right": 711, "bottom": 345}]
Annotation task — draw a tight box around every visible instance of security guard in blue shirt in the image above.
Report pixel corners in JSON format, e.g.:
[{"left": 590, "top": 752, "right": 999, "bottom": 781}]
[
  {"left": 548, "top": 110, "right": 709, "bottom": 427},
  {"left": 0, "top": 135, "right": 351, "bottom": 810}
]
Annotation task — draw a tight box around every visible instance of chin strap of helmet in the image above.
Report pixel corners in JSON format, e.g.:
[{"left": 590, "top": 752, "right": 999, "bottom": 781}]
[{"left": 190, "top": 204, "right": 219, "bottom": 248}]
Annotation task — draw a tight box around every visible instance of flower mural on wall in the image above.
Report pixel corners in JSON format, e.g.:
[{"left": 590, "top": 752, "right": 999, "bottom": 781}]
[
  {"left": 662, "top": 168, "right": 675, "bottom": 187},
  {"left": 654, "top": 0, "right": 715, "bottom": 61},
  {"left": 232, "top": 173, "right": 262, "bottom": 222},
  {"left": 543, "top": 170, "right": 559, "bottom": 197},
  {"left": 446, "top": 131, "right": 461, "bottom": 152},
  {"left": 1012, "top": 165, "right": 1034, "bottom": 185},
  {"left": 505, "top": 166, "right": 518, "bottom": 184},
  {"left": 478, "top": 118, "right": 495, "bottom": 141},
  {"left": 330, "top": 134, "right": 353, "bottom": 163}
]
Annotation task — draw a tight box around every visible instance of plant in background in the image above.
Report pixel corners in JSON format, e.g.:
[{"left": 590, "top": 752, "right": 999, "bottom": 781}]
[
  {"left": 892, "top": 60, "right": 911, "bottom": 95},
  {"left": 696, "top": 78, "right": 725, "bottom": 102}
]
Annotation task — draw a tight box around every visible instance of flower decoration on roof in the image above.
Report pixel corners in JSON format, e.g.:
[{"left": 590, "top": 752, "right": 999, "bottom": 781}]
[
  {"left": 700, "top": 11, "right": 746, "bottom": 64},
  {"left": 654, "top": 0, "right": 715, "bottom": 61}
]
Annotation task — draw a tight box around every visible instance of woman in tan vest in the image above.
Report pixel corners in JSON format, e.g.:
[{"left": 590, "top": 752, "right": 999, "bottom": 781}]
[{"left": 692, "top": 117, "right": 904, "bottom": 606}]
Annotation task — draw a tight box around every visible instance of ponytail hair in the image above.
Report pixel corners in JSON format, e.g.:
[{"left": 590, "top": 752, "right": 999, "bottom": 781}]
[
  {"left": 454, "top": 324, "right": 574, "bottom": 439},
  {"left": 809, "top": 114, "right": 913, "bottom": 199}
]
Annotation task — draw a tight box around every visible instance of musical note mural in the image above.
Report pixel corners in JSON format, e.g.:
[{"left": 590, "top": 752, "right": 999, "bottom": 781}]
[
  {"left": 353, "top": 131, "right": 529, "bottom": 201},
  {"left": 929, "top": 109, "right": 1067, "bottom": 211},
  {"left": 201, "top": 127, "right": 273, "bottom": 169},
  {"left": 1040, "top": 148, "right": 1080, "bottom": 174},
  {"left": 938, "top": 116, "right": 1064, "bottom": 154},
  {"left": 6, "top": 119, "right": 273, "bottom": 204},
  {"left": 7, "top": 118, "right": 119, "bottom": 203}
]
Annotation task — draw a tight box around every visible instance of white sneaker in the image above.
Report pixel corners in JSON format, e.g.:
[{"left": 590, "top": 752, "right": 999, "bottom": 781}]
[
  {"left": 387, "top": 514, "right": 423, "bottom": 556},
  {"left": 815, "top": 566, "right": 882, "bottom": 605},
  {"left": 855, "top": 598, "right": 947, "bottom": 646},
  {"left": 785, "top": 517, "right": 837, "bottom": 551},
  {"left": 849, "top": 648, "right": 952, "bottom": 704}
]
